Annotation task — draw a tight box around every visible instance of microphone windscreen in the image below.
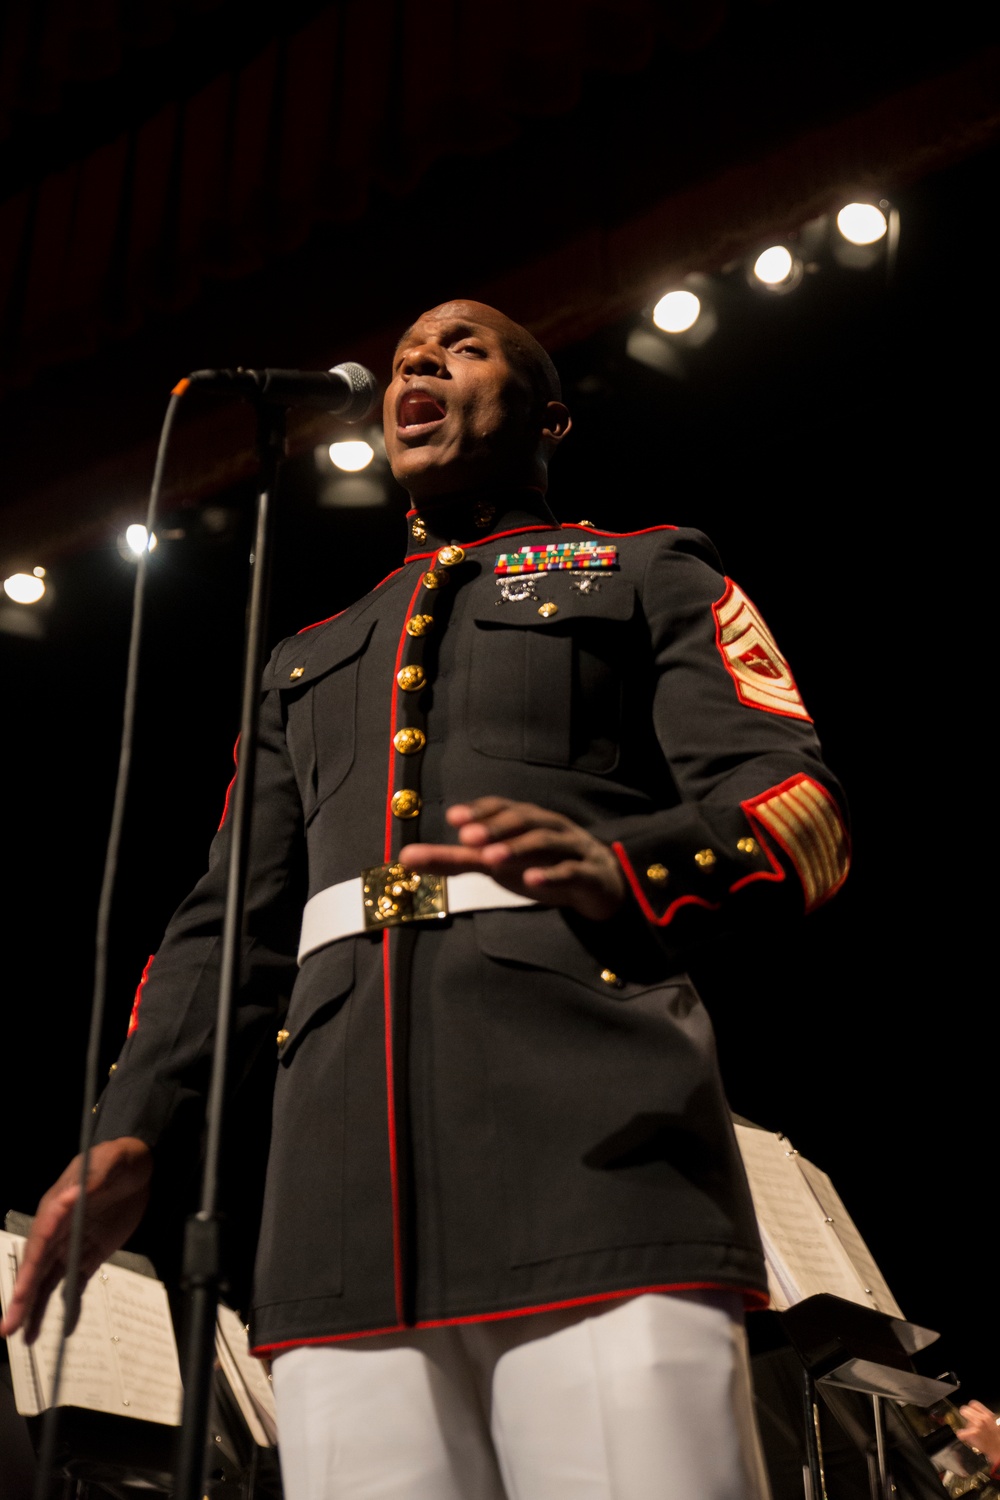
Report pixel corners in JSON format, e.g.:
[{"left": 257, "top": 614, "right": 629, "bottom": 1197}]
[{"left": 330, "top": 362, "right": 379, "bottom": 423}]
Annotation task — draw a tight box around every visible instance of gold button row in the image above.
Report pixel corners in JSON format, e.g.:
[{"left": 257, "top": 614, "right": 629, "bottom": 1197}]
[
  {"left": 645, "top": 838, "right": 762, "bottom": 885},
  {"left": 390, "top": 545, "right": 464, "bottom": 818}
]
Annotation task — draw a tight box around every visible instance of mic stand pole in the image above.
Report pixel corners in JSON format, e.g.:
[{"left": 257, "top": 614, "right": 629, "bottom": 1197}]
[{"left": 174, "top": 401, "right": 284, "bottom": 1500}]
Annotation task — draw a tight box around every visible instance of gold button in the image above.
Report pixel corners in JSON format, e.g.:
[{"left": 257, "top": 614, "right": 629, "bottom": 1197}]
[
  {"left": 289, "top": 666, "right": 305, "bottom": 679},
  {"left": 576, "top": 519, "right": 595, "bottom": 527},
  {"left": 537, "top": 602, "right": 558, "bottom": 618},
  {"left": 694, "top": 848, "right": 717, "bottom": 869},
  {"left": 737, "top": 837, "right": 759, "bottom": 856},
  {"left": 397, "top": 665, "right": 426, "bottom": 692},
  {"left": 646, "top": 863, "right": 669, "bottom": 884},
  {"left": 437, "top": 544, "right": 465, "bottom": 567},
  {"left": 276, "top": 1029, "right": 290, "bottom": 1046},
  {"left": 600, "top": 968, "right": 623, "bottom": 987},
  {"left": 422, "top": 570, "right": 445, "bottom": 589},
  {"left": 394, "top": 727, "right": 426, "bottom": 755},
  {"left": 108, "top": 1063, "right": 118, "bottom": 1076},
  {"left": 405, "top": 614, "right": 433, "bottom": 637},
  {"left": 391, "top": 789, "right": 422, "bottom": 819}
]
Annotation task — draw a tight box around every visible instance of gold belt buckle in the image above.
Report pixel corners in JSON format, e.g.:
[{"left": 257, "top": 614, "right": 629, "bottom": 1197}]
[{"left": 361, "top": 863, "right": 448, "bottom": 931}]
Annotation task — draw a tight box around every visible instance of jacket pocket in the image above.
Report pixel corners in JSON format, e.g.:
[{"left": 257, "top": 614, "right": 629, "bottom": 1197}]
[
  {"left": 277, "top": 938, "right": 356, "bottom": 1064},
  {"left": 272, "top": 617, "right": 376, "bottom": 823},
  {"left": 465, "top": 578, "right": 634, "bottom": 772}
]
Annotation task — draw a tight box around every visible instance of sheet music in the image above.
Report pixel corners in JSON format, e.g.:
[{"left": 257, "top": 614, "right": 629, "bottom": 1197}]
[
  {"left": 734, "top": 1125, "right": 884, "bottom": 1312},
  {"left": 216, "top": 1304, "right": 277, "bottom": 1447},
  {"left": 795, "top": 1156, "right": 904, "bottom": 1318},
  {"left": 0, "top": 1231, "right": 182, "bottom": 1424}
]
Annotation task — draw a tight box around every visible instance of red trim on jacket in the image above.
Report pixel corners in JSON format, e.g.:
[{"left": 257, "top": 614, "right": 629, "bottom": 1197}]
[
  {"left": 612, "top": 842, "right": 721, "bottom": 928},
  {"left": 405, "top": 524, "right": 554, "bottom": 562},
  {"left": 126, "top": 954, "right": 156, "bottom": 1037},
  {"left": 558, "top": 523, "right": 679, "bottom": 537},
  {"left": 385, "top": 574, "right": 429, "bottom": 861},
  {"left": 217, "top": 736, "right": 240, "bottom": 830},
  {"left": 382, "top": 932, "right": 405, "bottom": 1324},
  {"left": 729, "top": 826, "right": 785, "bottom": 893},
  {"left": 251, "top": 1281, "right": 770, "bottom": 1356},
  {"left": 378, "top": 572, "right": 429, "bottom": 1326}
]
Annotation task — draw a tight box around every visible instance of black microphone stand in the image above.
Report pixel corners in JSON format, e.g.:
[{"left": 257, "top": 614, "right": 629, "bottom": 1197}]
[{"left": 173, "top": 401, "right": 284, "bottom": 1500}]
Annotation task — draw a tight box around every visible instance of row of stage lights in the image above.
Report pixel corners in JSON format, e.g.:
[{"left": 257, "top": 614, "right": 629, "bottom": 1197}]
[
  {"left": 633, "top": 201, "right": 895, "bottom": 368},
  {"left": 2, "top": 201, "right": 895, "bottom": 621}
]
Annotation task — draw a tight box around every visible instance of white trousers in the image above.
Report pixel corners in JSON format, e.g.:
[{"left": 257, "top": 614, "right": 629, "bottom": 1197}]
[{"left": 271, "top": 1290, "right": 772, "bottom": 1500}]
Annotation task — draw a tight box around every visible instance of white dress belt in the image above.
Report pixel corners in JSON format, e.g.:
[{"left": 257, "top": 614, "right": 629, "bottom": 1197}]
[{"left": 298, "top": 871, "right": 537, "bottom": 964}]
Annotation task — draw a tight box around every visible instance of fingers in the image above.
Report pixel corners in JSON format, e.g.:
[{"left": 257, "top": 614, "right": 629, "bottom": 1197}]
[
  {"left": 0, "top": 1184, "right": 79, "bottom": 1338},
  {"left": 963, "top": 1402, "right": 995, "bottom": 1419},
  {"left": 448, "top": 800, "right": 569, "bottom": 847}
]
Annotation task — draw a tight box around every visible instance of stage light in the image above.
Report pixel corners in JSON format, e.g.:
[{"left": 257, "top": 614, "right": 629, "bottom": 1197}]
[
  {"left": 124, "top": 524, "right": 157, "bottom": 555},
  {"left": 837, "top": 203, "right": 888, "bottom": 246},
  {"left": 329, "top": 440, "right": 375, "bottom": 472},
  {"left": 653, "top": 290, "right": 701, "bottom": 334},
  {"left": 753, "top": 246, "right": 794, "bottom": 286},
  {"left": 3, "top": 572, "right": 46, "bottom": 604},
  {"left": 32, "top": 566, "right": 45, "bottom": 578}
]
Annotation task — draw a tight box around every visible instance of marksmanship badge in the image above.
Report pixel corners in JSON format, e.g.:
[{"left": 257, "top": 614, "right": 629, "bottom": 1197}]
[{"left": 713, "top": 580, "right": 811, "bottom": 721}]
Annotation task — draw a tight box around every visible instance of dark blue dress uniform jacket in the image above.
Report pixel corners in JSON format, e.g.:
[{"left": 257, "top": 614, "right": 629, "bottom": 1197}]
[{"left": 93, "top": 492, "right": 850, "bottom": 1354}]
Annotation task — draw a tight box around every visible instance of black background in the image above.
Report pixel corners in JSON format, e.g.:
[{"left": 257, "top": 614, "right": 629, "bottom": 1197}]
[{"left": 3, "top": 137, "right": 996, "bottom": 1403}]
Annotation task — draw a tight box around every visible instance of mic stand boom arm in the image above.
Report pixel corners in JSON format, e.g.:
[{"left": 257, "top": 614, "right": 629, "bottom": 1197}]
[{"left": 173, "top": 402, "right": 284, "bottom": 1500}]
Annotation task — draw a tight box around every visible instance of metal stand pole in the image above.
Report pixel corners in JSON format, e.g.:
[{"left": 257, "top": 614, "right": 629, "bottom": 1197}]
[
  {"left": 802, "top": 1369, "right": 828, "bottom": 1500},
  {"left": 173, "top": 404, "right": 284, "bottom": 1500},
  {"left": 872, "top": 1394, "right": 891, "bottom": 1500}
]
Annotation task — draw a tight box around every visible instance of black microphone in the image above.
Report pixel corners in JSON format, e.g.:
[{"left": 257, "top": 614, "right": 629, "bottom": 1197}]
[{"left": 185, "top": 362, "right": 378, "bottom": 421}]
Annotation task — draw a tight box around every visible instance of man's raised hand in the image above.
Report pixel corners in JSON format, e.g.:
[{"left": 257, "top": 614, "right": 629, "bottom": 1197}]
[
  {"left": 0, "top": 1137, "right": 153, "bottom": 1345},
  {"left": 400, "top": 797, "right": 626, "bottom": 921}
]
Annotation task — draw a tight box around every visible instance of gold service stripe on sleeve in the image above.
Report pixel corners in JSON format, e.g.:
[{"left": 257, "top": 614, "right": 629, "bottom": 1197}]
[{"left": 751, "top": 778, "right": 849, "bottom": 912}]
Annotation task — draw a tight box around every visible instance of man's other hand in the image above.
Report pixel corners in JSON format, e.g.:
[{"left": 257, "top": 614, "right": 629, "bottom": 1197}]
[
  {"left": 400, "top": 797, "right": 626, "bottom": 921},
  {"left": 0, "top": 1137, "right": 153, "bottom": 1345},
  {"left": 957, "top": 1401, "right": 1000, "bottom": 1468}
]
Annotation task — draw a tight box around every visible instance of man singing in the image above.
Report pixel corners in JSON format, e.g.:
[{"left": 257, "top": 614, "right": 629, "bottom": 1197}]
[{"left": 3, "top": 300, "right": 850, "bottom": 1499}]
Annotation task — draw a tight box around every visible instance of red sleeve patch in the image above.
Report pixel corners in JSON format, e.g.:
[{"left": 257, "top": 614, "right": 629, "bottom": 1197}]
[
  {"left": 713, "top": 580, "right": 812, "bottom": 722},
  {"left": 127, "top": 954, "right": 155, "bottom": 1037}
]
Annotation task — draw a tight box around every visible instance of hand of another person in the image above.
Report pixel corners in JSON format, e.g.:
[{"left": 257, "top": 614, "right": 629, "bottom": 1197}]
[
  {"left": 0, "top": 1137, "right": 153, "bottom": 1345},
  {"left": 400, "top": 797, "right": 626, "bottom": 921},
  {"left": 957, "top": 1401, "right": 1000, "bottom": 1467}
]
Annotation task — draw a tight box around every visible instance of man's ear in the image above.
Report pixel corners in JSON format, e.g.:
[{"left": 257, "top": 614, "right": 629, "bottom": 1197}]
[{"left": 540, "top": 400, "right": 572, "bottom": 452}]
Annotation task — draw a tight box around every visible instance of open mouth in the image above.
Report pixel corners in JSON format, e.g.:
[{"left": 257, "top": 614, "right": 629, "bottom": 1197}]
[{"left": 398, "top": 390, "right": 447, "bottom": 430}]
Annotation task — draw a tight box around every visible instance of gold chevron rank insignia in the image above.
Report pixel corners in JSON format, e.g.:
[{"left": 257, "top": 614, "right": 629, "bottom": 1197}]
[
  {"left": 713, "top": 580, "right": 810, "bottom": 721},
  {"left": 745, "top": 775, "right": 850, "bottom": 912}
]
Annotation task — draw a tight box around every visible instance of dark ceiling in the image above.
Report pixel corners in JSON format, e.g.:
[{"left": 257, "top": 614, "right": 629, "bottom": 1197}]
[{"left": 2, "top": 1, "right": 998, "bottom": 568}]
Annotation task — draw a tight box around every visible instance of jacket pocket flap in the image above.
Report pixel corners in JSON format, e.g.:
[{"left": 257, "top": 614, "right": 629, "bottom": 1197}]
[
  {"left": 470, "top": 576, "right": 635, "bottom": 627},
  {"left": 265, "top": 616, "right": 377, "bottom": 691},
  {"left": 473, "top": 907, "right": 623, "bottom": 992},
  {"left": 278, "top": 939, "right": 355, "bottom": 1061}
]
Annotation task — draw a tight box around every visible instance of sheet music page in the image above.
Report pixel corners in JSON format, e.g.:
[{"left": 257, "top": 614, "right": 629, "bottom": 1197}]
[
  {"left": 0, "top": 1232, "right": 47, "bottom": 1416},
  {"left": 0, "top": 1232, "right": 181, "bottom": 1424},
  {"left": 734, "top": 1125, "right": 875, "bottom": 1309},
  {"left": 216, "top": 1304, "right": 277, "bottom": 1447},
  {"left": 795, "top": 1156, "right": 904, "bottom": 1318},
  {"left": 103, "top": 1264, "right": 182, "bottom": 1424}
]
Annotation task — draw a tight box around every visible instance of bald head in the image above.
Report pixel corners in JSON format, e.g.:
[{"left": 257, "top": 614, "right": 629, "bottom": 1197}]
[
  {"left": 397, "top": 301, "right": 562, "bottom": 409},
  {"left": 385, "top": 300, "right": 571, "bottom": 500}
]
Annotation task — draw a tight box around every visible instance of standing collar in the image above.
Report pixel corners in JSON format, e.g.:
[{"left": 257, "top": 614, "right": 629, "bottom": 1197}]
[{"left": 403, "top": 488, "right": 560, "bottom": 559}]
